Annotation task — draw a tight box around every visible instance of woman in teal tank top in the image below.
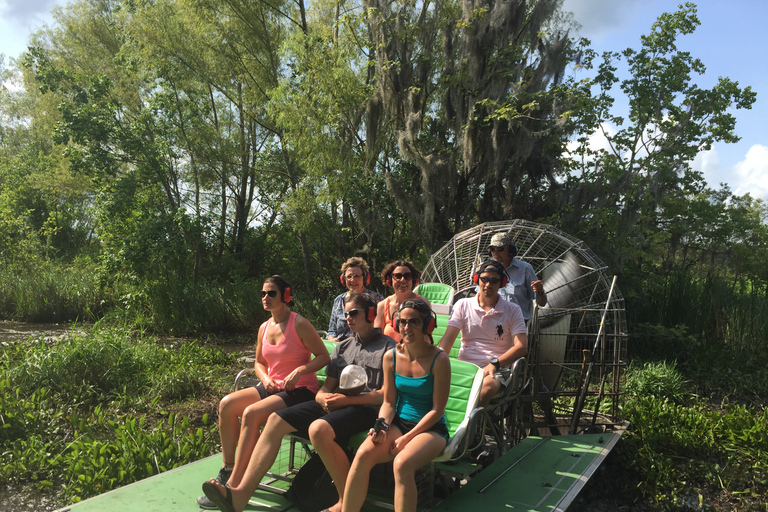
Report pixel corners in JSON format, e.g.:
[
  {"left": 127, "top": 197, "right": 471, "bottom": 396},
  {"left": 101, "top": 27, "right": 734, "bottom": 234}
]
[{"left": 342, "top": 298, "right": 450, "bottom": 512}]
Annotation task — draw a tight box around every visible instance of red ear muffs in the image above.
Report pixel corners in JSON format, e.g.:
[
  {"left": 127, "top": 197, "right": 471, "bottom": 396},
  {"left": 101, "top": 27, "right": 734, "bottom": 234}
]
[
  {"left": 366, "top": 305, "right": 376, "bottom": 323},
  {"left": 424, "top": 313, "right": 436, "bottom": 335},
  {"left": 282, "top": 286, "right": 293, "bottom": 303},
  {"left": 340, "top": 274, "right": 345, "bottom": 286}
]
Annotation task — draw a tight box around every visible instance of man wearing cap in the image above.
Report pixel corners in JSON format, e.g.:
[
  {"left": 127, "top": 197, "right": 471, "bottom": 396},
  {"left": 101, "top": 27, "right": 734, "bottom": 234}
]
[
  {"left": 488, "top": 231, "right": 546, "bottom": 321},
  {"left": 202, "top": 292, "right": 396, "bottom": 512},
  {"left": 439, "top": 260, "right": 528, "bottom": 406}
]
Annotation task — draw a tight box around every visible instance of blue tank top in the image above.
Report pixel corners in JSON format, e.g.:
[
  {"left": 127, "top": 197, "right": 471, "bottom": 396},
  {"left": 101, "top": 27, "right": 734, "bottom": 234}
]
[{"left": 393, "top": 347, "right": 447, "bottom": 427}]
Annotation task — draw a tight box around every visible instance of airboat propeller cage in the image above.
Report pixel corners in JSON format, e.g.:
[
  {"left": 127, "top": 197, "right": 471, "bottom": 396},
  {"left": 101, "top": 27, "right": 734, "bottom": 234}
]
[
  {"left": 421, "top": 220, "right": 628, "bottom": 428},
  {"left": 339, "top": 364, "right": 367, "bottom": 395}
]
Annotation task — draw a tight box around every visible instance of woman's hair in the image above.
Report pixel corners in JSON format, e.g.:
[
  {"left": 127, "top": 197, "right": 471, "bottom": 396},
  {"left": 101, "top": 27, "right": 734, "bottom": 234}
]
[
  {"left": 343, "top": 292, "right": 378, "bottom": 311},
  {"left": 380, "top": 259, "right": 421, "bottom": 284},
  {"left": 340, "top": 257, "right": 370, "bottom": 276},
  {"left": 263, "top": 275, "right": 295, "bottom": 307}
]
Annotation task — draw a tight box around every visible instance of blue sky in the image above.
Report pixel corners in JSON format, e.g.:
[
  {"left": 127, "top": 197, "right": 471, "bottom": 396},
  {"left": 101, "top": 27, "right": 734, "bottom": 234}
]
[
  {"left": 2, "top": 0, "right": 767, "bottom": 201},
  {"left": 563, "top": 0, "right": 768, "bottom": 201}
]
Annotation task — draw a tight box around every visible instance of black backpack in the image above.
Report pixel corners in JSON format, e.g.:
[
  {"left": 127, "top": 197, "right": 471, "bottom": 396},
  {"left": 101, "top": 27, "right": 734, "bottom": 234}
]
[{"left": 284, "top": 452, "right": 338, "bottom": 512}]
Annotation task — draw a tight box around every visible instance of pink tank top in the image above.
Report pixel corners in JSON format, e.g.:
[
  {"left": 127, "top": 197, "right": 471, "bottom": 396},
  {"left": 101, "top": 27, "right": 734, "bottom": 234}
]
[{"left": 261, "top": 312, "right": 319, "bottom": 393}]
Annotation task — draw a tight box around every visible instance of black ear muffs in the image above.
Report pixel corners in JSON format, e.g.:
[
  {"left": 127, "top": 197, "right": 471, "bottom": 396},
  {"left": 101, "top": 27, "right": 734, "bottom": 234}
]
[{"left": 488, "top": 241, "right": 519, "bottom": 260}]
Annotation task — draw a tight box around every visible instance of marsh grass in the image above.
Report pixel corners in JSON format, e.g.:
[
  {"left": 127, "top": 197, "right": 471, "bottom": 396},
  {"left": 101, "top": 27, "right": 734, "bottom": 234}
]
[
  {"left": 0, "top": 263, "right": 118, "bottom": 323},
  {"left": 633, "top": 270, "right": 768, "bottom": 356},
  {"left": 0, "top": 327, "right": 237, "bottom": 505}
]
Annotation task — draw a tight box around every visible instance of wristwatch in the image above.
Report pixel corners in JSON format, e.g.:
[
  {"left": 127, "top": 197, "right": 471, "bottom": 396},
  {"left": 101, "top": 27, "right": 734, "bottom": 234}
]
[{"left": 490, "top": 357, "right": 501, "bottom": 370}]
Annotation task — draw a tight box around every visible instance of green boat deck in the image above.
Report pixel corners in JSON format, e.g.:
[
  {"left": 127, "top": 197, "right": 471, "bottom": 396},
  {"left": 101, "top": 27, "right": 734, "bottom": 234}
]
[{"left": 55, "top": 432, "right": 621, "bottom": 512}]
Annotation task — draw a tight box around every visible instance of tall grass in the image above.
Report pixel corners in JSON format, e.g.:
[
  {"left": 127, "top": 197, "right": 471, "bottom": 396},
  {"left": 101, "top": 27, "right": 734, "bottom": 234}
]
[
  {"left": 633, "top": 270, "right": 768, "bottom": 356},
  {"left": 0, "top": 263, "right": 119, "bottom": 322}
]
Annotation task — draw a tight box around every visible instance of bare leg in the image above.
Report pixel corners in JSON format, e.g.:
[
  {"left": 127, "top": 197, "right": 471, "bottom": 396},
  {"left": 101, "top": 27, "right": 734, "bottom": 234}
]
[
  {"left": 309, "top": 419, "right": 366, "bottom": 512},
  {"left": 479, "top": 375, "right": 501, "bottom": 407},
  {"left": 341, "top": 428, "right": 401, "bottom": 512},
  {"left": 207, "top": 413, "right": 297, "bottom": 512},
  {"left": 218, "top": 388, "right": 262, "bottom": 467},
  {"left": 228, "top": 395, "right": 288, "bottom": 487},
  {"left": 392, "top": 433, "right": 446, "bottom": 512}
]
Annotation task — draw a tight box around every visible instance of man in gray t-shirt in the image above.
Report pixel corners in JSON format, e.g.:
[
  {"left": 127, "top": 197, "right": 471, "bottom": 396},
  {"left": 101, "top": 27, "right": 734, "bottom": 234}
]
[{"left": 201, "top": 292, "right": 396, "bottom": 512}]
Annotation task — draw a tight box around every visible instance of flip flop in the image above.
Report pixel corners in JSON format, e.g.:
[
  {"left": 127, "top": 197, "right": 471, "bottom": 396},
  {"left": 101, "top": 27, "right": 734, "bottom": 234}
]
[{"left": 201, "top": 480, "right": 236, "bottom": 512}]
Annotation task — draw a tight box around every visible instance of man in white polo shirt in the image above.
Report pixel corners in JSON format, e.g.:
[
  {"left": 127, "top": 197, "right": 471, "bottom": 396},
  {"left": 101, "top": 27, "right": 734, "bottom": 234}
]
[{"left": 438, "top": 260, "right": 528, "bottom": 406}]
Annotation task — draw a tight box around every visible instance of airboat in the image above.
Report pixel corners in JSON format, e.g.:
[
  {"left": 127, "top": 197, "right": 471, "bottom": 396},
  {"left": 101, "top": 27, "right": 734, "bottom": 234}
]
[{"left": 57, "top": 220, "right": 628, "bottom": 512}]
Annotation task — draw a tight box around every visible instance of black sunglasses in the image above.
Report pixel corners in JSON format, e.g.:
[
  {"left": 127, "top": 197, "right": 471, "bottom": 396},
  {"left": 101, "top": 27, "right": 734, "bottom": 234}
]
[
  {"left": 260, "top": 290, "right": 278, "bottom": 298},
  {"left": 479, "top": 276, "right": 501, "bottom": 284},
  {"left": 398, "top": 317, "right": 423, "bottom": 328},
  {"left": 391, "top": 272, "right": 412, "bottom": 281},
  {"left": 489, "top": 246, "right": 506, "bottom": 252},
  {"left": 345, "top": 309, "right": 365, "bottom": 318}
]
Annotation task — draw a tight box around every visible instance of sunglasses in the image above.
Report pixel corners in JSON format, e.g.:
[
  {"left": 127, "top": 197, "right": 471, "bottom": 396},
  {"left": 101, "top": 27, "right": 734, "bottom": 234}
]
[
  {"left": 398, "top": 317, "right": 423, "bottom": 328},
  {"left": 345, "top": 309, "right": 365, "bottom": 318},
  {"left": 479, "top": 276, "right": 501, "bottom": 284},
  {"left": 489, "top": 246, "right": 507, "bottom": 253},
  {"left": 391, "top": 272, "right": 412, "bottom": 281},
  {"left": 260, "top": 290, "right": 278, "bottom": 298}
]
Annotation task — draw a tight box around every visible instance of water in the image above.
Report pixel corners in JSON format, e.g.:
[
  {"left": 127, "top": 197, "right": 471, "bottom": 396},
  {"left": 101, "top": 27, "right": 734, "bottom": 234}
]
[{"left": 0, "top": 321, "right": 87, "bottom": 344}]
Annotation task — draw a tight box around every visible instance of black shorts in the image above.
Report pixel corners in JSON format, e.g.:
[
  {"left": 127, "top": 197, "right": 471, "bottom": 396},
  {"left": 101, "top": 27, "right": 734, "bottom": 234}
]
[
  {"left": 392, "top": 416, "right": 449, "bottom": 440},
  {"left": 254, "top": 383, "right": 316, "bottom": 407},
  {"left": 275, "top": 400, "right": 378, "bottom": 446}
]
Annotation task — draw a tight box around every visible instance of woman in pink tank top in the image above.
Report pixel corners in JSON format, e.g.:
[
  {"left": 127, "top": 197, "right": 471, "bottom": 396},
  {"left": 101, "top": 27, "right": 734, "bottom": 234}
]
[
  {"left": 375, "top": 260, "right": 431, "bottom": 342},
  {"left": 196, "top": 276, "right": 330, "bottom": 509}
]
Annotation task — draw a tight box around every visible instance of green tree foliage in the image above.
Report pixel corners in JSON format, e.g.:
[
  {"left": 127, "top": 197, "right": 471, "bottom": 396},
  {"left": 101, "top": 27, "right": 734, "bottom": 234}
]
[
  {"left": 558, "top": 3, "right": 758, "bottom": 282},
  {"left": 1, "top": 0, "right": 765, "bottom": 333},
  {"left": 363, "top": 0, "right": 593, "bottom": 244}
]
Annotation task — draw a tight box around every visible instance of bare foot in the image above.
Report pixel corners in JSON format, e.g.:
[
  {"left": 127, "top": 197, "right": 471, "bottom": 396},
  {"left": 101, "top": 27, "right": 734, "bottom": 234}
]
[
  {"left": 202, "top": 479, "right": 250, "bottom": 512},
  {"left": 326, "top": 501, "right": 342, "bottom": 512}
]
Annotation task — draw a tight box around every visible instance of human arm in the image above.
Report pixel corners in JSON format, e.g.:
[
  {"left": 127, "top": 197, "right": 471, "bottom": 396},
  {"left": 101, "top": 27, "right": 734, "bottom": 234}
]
[
  {"left": 391, "top": 351, "right": 450, "bottom": 453},
  {"left": 326, "top": 294, "right": 345, "bottom": 342},
  {"left": 438, "top": 326, "right": 461, "bottom": 355},
  {"left": 254, "top": 322, "right": 280, "bottom": 393},
  {"left": 369, "top": 350, "right": 397, "bottom": 445},
  {"left": 282, "top": 315, "right": 331, "bottom": 391},
  {"left": 482, "top": 332, "right": 528, "bottom": 379}
]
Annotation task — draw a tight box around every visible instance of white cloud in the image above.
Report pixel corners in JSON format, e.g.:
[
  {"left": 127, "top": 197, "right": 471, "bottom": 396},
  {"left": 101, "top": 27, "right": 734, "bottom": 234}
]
[
  {"left": 732, "top": 145, "right": 768, "bottom": 200},
  {"left": 693, "top": 145, "right": 768, "bottom": 201},
  {"left": 0, "top": 0, "right": 57, "bottom": 24},
  {"left": 561, "top": 0, "right": 645, "bottom": 38},
  {"left": 692, "top": 147, "right": 725, "bottom": 186}
]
